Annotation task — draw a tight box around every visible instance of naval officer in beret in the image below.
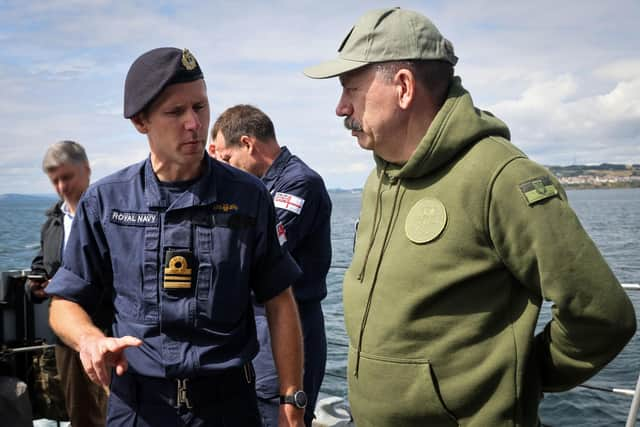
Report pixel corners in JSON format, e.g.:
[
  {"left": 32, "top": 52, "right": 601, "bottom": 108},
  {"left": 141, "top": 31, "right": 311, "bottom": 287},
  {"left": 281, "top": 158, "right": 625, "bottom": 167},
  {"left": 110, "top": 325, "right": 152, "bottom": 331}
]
[{"left": 46, "top": 47, "right": 306, "bottom": 426}]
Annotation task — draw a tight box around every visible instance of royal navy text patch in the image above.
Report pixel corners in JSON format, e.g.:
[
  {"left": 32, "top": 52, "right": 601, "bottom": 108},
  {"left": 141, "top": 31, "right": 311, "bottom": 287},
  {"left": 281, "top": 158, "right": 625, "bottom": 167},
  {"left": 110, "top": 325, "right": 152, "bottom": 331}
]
[{"left": 110, "top": 210, "right": 159, "bottom": 226}]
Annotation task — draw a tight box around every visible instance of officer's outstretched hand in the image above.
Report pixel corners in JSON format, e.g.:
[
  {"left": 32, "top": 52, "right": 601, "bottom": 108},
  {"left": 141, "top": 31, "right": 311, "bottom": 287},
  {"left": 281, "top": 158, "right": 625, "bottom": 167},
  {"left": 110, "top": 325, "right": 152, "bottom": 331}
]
[{"left": 79, "top": 335, "right": 143, "bottom": 387}]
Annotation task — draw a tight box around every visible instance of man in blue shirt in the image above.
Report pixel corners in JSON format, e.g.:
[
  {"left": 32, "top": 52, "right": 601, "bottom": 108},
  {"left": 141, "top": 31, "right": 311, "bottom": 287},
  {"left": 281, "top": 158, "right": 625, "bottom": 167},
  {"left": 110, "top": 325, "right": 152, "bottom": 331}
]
[
  {"left": 46, "top": 48, "right": 306, "bottom": 427},
  {"left": 210, "top": 105, "right": 332, "bottom": 427}
]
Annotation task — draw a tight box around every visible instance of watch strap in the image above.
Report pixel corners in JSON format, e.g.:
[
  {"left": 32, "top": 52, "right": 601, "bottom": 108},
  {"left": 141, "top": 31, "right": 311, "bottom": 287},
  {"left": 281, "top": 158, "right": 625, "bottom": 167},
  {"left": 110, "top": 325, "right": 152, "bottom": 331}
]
[{"left": 279, "top": 390, "right": 307, "bottom": 409}]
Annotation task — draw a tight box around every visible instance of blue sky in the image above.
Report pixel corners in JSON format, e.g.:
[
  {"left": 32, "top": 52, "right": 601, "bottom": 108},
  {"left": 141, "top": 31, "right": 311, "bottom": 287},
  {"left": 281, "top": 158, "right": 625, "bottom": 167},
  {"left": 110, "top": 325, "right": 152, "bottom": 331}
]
[{"left": 1, "top": 0, "right": 639, "bottom": 194}]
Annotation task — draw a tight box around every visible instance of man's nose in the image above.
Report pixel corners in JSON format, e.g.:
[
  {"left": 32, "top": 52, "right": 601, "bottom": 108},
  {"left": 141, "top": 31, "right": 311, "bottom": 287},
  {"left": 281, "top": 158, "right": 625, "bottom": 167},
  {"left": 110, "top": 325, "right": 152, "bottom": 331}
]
[
  {"left": 335, "top": 93, "right": 353, "bottom": 117},
  {"left": 57, "top": 181, "right": 67, "bottom": 195},
  {"left": 184, "top": 109, "right": 201, "bottom": 130}
]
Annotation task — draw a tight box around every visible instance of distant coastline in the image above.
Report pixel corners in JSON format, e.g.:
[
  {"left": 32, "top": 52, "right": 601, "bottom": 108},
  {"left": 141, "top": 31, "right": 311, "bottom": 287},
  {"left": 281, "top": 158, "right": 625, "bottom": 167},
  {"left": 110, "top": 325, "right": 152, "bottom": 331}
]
[
  {"left": 548, "top": 163, "right": 640, "bottom": 190},
  {"left": 332, "top": 164, "right": 640, "bottom": 192}
]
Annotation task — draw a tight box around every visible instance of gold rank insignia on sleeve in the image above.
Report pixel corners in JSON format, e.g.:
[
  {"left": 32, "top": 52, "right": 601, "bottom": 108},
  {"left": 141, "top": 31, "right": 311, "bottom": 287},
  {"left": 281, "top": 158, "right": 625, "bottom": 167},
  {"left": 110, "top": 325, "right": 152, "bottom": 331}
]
[
  {"left": 519, "top": 176, "right": 559, "bottom": 205},
  {"left": 181, "top": 49, "right": 197, "bottom": 71},
  {"left": 163, "top": 252, "right": 193, "bottom": 289}
]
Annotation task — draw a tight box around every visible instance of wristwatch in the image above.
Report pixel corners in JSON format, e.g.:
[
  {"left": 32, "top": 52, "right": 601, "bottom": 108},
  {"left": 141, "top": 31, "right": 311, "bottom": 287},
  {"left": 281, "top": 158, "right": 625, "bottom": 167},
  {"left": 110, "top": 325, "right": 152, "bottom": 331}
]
[{"left": 279, "top": 390, "right": 308, "bottom": 409}]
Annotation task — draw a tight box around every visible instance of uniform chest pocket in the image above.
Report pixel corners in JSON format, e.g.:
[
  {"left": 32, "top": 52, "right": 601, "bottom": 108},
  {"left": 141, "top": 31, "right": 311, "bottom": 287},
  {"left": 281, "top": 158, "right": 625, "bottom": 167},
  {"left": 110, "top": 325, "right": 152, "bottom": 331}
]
[
  {"left": 204, "top": 213, "right": 257, "bottom": 325},
  {"left": 212, "top": 213, "right": 256, "bottom": 229},
  {"left": 210, "top": 213, "right": 256, "bottom": 263}
]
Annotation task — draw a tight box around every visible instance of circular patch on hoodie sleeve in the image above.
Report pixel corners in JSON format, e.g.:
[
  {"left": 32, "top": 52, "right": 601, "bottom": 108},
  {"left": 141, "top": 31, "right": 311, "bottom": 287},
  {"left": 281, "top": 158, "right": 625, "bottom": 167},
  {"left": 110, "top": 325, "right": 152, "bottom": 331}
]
[{"left": 405, "top": 197, "right": 447, "bottom": 244}]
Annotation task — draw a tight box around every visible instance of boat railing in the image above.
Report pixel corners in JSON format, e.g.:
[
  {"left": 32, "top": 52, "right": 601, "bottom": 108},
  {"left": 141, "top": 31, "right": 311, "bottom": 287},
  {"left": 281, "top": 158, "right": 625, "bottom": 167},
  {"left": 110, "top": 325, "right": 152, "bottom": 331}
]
[{"left": 621, "top": 284, "right": 640, "bottom": 427}]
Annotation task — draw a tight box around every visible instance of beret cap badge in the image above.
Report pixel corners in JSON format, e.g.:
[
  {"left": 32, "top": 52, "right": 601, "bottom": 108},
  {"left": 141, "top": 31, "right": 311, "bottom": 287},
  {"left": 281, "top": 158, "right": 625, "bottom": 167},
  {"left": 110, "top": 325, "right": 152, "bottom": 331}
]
[{"left": 181, "top": 49, "right": 197, "bottom": 71}]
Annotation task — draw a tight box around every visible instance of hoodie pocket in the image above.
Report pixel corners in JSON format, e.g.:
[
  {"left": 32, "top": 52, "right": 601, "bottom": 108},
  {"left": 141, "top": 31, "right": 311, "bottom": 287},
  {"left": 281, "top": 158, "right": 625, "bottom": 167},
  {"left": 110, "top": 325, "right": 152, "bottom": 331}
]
[{"left": 348, "top": 348, "right": 458, "bottom": 427}]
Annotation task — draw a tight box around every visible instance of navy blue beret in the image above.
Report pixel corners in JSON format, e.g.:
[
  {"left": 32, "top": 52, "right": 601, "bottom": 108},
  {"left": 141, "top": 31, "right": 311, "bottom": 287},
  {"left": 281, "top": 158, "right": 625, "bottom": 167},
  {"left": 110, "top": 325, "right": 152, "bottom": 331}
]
[{"left": 123, "top": 47, "right": 204, "bottom": 118}]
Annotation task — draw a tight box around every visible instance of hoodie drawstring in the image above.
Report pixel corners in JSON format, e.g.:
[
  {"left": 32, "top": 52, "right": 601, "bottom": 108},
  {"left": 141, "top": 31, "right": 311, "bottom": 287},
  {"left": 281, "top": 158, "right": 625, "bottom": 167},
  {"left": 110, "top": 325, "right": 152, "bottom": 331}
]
[
  {"left": 354, "top": 177, "right": 404, "bottom": 377},
  {"left": 357, "top": 164, "right": 387, "bottom": 282}
]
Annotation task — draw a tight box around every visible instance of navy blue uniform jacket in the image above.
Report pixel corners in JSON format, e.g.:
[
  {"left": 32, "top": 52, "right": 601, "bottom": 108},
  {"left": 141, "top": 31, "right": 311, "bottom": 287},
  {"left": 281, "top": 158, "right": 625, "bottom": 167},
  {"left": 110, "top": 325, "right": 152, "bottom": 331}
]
[
  {"left": 253, "top": 147, "right": 332, "bottom": 403},
  {"left": 47, "top": 156, "right": 301, "bottom": 378}
]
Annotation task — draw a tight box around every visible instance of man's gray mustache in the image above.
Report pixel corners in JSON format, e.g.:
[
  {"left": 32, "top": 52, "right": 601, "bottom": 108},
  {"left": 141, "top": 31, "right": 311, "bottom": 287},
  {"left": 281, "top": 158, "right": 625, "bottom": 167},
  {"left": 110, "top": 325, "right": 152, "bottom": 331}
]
[{"left": 344, "top": 117, "right": 363, "bottom": 132}]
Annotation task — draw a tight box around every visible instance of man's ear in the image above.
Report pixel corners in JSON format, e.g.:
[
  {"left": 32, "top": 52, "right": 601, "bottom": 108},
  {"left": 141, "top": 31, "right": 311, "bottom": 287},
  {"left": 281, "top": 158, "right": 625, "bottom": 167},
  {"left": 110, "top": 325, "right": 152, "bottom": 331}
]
[
  {"left": 207, "top": 143, "right": 216, "bottom": 159},
  {"left": 239, "top": 135, "right": 256, "bottom": 153},
  {"left": 394, "top": 69, "right": 416, "bottom": 110},
  {"left": 130, "top": 114, "right": 148, "bottom": 134}
]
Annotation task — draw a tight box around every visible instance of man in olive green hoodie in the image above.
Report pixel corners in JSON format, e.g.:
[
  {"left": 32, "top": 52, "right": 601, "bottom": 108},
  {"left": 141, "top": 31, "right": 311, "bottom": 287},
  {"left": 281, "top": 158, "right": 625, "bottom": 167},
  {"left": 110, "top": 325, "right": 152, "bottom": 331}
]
[{"left": 304, "top": 7, "right": 636, "bottom": 427}]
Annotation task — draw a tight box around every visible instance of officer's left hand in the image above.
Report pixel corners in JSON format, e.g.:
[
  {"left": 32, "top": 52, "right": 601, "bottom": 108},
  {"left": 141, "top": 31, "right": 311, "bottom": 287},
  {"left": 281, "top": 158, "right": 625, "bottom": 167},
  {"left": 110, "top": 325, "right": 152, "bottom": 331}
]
[{"left": 278, "top": 404, "right": 305, "bottom": 427}]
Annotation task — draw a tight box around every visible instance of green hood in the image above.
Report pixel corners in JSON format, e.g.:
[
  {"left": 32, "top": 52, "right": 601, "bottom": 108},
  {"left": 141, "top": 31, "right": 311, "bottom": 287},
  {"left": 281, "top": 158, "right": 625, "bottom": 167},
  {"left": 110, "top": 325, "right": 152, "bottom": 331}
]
[{"left": 375, "top": 76, "right": 511, "bottom": 179}]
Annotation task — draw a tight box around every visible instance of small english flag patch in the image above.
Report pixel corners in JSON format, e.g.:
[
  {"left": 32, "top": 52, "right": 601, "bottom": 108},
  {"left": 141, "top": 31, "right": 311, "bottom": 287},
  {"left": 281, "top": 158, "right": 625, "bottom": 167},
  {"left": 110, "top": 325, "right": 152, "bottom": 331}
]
[{"left": 274, "top": 192, "right": 304, "bottom": 215}]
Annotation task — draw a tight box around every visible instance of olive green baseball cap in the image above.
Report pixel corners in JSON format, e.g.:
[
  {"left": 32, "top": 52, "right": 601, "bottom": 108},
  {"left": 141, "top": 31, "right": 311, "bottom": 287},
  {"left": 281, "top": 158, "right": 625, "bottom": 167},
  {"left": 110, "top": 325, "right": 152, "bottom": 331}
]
[{"left": 304, "top": 7, "right": 457, "bottom": 79}]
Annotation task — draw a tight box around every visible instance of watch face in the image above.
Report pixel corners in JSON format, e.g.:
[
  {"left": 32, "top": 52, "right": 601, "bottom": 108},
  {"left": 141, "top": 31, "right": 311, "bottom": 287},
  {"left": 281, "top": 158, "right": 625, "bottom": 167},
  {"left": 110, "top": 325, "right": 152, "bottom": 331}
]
[{"left": 294, "top": 390, "right": 308, "bottom": 408}]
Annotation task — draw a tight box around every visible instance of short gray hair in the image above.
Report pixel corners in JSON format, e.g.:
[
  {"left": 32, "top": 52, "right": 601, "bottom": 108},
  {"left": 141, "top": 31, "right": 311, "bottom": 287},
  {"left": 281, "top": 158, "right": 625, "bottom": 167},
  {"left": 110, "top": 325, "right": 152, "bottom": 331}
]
[
  {"left": 375, "top": 60, "right": 453, "bottom": 95},
  {"left": 42, "top": 140, "right": 89, "bottom": 173}
]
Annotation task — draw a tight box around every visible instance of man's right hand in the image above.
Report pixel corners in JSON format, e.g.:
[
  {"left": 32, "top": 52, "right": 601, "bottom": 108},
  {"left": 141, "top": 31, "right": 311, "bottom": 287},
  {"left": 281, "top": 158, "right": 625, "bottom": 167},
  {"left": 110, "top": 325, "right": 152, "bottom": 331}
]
[
  {"left": 78, "top": 335, "right": 143, "bottom": 387},
  {"left": 27, "top": 278, "right": 50, "bottom": 299}
]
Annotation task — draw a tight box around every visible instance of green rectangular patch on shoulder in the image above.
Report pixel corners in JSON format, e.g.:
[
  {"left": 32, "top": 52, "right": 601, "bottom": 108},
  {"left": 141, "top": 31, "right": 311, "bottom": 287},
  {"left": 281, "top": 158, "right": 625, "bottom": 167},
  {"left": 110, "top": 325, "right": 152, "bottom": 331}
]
[{"left": 519, "top": 176, "right": 559, "bottom": 205}]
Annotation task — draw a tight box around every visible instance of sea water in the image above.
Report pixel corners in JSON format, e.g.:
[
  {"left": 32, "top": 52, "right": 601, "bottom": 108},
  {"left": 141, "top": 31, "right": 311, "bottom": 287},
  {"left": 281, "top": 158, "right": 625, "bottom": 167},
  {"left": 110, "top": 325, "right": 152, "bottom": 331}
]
[{"left": 1, "top": 188, "right": 639, "bottom": 426}]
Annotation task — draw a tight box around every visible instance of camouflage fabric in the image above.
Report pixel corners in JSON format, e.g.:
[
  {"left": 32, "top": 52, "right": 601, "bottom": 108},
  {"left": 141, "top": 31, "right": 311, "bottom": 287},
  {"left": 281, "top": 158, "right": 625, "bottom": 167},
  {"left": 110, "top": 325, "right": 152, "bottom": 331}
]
[{"left": 29, "top": 346, "right": 69, "bottom": 421}]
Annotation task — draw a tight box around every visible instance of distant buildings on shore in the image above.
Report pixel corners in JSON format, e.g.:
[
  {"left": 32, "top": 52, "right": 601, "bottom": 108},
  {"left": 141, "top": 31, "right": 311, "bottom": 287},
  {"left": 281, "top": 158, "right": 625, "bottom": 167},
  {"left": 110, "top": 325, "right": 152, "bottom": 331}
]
[{"left": 548, "top": 164, "right": 640, "bottom": 189}]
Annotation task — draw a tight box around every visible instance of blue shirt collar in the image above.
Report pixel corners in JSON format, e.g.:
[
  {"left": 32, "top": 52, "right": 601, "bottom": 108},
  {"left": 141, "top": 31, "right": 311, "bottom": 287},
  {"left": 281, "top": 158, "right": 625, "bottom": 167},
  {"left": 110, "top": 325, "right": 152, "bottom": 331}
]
[
  {"left": 262, "top": 146, "right": 291, "bottom": 190},
  {"left": 143, "top": 154, "right": 219, "bottom": 209}
]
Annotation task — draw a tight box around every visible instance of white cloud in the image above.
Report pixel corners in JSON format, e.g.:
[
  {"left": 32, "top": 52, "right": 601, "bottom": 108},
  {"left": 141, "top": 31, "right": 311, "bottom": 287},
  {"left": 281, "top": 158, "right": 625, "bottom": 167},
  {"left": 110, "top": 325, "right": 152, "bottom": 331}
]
[
  {"left": 486, "top": 70, "right": 640, "bottom": 165},
  {"left": 595, "top": 60, "right": 640, "bottom": 81},
  {"left": 30, "top": 57, "right": 97, "bottom": 79},
  {"left": 597, "top": 79, "right": 640, "bottom": 118},
  {"left": 0, "top": 0, "right": 639, "bottom": 194}
]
